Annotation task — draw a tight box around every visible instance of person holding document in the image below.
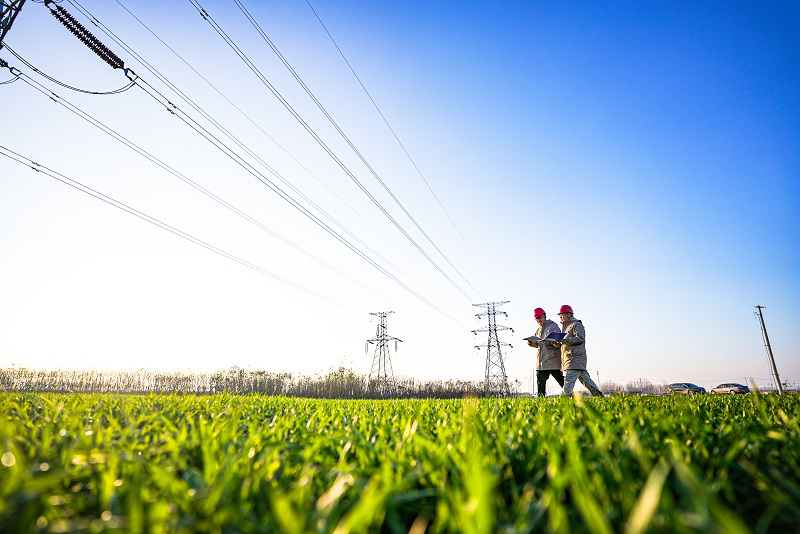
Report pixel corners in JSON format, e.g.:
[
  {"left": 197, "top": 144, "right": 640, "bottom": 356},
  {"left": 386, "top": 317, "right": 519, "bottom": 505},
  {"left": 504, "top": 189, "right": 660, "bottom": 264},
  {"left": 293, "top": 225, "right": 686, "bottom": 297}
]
[
  {"left": 527, "top": 307, "right": 564, "bottom": 397},
  {"left": 554, "top": 305, "right": 604, "bottom": 397}
]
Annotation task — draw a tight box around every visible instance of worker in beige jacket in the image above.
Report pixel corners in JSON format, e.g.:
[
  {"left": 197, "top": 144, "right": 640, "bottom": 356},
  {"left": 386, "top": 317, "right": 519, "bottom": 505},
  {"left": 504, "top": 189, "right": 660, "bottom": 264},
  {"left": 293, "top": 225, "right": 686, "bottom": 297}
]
[
  {"left": 527, "top": 307, "right": 564, "bottom": 397},
  {"left": 555, "top": 305, "right": 603, "bottom": 397}
]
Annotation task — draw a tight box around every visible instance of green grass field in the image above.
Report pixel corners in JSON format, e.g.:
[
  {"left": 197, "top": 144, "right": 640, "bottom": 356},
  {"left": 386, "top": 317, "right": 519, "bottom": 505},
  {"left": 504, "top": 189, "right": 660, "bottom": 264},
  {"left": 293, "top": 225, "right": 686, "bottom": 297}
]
[{"left": 1, "top": 393, "right": 798, "bottom": 533}]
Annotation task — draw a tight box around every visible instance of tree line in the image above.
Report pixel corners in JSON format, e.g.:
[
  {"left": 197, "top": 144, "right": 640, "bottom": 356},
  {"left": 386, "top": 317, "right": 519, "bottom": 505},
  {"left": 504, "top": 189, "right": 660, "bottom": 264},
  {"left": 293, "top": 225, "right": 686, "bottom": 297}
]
[
  {"left": 0, "top": 366, "right": 489, "bottom": 399},
  {"left": 0, "top": 366, "right": 686, "bottom": 398}
]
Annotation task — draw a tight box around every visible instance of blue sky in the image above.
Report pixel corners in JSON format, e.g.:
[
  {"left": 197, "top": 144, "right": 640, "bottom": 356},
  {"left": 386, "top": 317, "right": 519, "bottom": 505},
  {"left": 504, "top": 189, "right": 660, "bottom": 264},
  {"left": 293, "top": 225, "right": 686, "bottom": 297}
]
[{"left": 0, "top": 0, "right": 797, "bottom": 391}]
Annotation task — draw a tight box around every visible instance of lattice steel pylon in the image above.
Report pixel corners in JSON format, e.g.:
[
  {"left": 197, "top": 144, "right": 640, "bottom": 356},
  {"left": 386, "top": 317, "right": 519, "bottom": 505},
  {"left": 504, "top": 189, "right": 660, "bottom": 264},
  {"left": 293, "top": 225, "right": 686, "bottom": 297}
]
[
  {"left": 473, "top": 301, "right": 513, "bottom": 397},
  {"left": 366, "top": 311, "right": 402, "bottom": 396},
  {"left": 1, "top": 1, "right": 27, "bottom": 49}
]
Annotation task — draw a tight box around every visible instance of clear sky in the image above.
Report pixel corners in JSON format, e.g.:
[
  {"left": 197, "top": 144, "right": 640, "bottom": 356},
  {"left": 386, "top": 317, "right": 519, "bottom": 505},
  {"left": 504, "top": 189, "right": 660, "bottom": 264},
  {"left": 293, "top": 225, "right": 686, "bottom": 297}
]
[{"left": 1, "top": 0, "right": 797, "bottom": 392}]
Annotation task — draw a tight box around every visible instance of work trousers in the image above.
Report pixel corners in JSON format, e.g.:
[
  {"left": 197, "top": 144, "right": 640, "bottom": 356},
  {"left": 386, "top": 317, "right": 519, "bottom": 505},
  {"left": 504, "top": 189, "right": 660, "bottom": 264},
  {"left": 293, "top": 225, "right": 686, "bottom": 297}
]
[
  {"left": 562, "top": 369, "right": 604, "bottom": 397},
  {"left": 536, "top": 369, "right": 564, "bottom": 397}
]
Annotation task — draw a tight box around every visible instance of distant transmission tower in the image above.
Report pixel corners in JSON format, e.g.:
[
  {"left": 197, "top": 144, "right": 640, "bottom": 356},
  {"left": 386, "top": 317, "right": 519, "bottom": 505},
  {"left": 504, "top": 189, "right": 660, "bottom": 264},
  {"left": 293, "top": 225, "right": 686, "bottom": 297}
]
[
  {"left": 366, "top": 311, "right": 402, "bottom": 396},
  {"left": 473, "top": 301, "right": 513, "bottom": 397}
]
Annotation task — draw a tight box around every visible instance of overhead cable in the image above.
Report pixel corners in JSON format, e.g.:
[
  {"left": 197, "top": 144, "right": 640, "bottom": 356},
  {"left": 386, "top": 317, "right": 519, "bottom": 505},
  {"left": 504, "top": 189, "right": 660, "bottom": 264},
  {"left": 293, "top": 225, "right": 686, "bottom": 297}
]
[
  {"left": 0, "top": 144, "right": 362, "bottom": 315},
  {"left": 304, "top": 0, "right": 494, "bottom": 287},
  {"left": 3, "top": 44, "right": 134, "bottom": 94},
  {"left": 7, "top": 67, "right": 402, "bottom": 307},
  {"left": 236, "top": 0, "right": 485, "bottom": 301},
  {"left": 29, "top": 1, "right": 464, "bottom": 324},
  {"left": 101, "top": 0, "right": 417, "bottom": 270},
  {"left": 65, "top": 0, "right": 432, "bottom": 294},
  {"left": 125, "top": 71, "right": 462, "bottom": 325},
  {"left": 191, "top": 0, "right": 476, "bottom": 303}
]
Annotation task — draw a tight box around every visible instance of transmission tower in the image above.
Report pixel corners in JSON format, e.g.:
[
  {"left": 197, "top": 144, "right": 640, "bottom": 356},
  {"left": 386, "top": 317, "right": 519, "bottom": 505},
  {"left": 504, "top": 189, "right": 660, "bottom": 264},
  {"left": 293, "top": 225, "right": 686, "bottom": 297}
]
[
  {"left": 1, "top": 1, "right": 27, "bottom": 49},
  {"left": 473, "top": 301, "right": 513, "bottom": 397},
  {"left": 366, "top": 311, "right": 402, "bottom": 396}
]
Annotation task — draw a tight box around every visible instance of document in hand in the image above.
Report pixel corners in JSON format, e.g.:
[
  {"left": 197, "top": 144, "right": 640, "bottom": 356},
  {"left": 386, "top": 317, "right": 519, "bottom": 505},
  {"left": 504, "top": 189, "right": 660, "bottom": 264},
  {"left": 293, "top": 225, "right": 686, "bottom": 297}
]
[{"left": 524, "top": 332, "right": 566, "bottom": 342}]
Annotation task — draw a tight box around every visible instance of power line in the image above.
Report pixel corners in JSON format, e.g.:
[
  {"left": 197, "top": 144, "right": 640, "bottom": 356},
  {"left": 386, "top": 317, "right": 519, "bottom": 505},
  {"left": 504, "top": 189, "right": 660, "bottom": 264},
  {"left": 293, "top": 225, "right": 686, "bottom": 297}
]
[
  {"left": 26, "top": 1, "right": 462, "bottom": 322},
  {"left": 64, "top": 0, "right": 456, "bottom": 310},
  {"left": 124, "top": 73, "right": 462, "bottom": 324},
  {"left": 67, "top": 0, "right": 423, "bottom": 278},
  {"left": 0, "top": 144, "right": 362, "bottom": 315},
  {"left": 12, "top": 2, "right": 466, "bottom": 324},
  {"left": 4, "top": 67, "right": 402, "bottom": 308},
  {"left": 107, "top": 0, "right": 422, "bottom": 270},
  {"left": 234, "top": 0, "right": 483, "bottom": 301},
  {"left": 3, "top": 43, "right": 134, "bottom": 94},
  {"left": 303, "top": 0, "right": 494, "bottom": 289},
  {"left": 190, "top": 0, "right": 476, "bottom": 303}
]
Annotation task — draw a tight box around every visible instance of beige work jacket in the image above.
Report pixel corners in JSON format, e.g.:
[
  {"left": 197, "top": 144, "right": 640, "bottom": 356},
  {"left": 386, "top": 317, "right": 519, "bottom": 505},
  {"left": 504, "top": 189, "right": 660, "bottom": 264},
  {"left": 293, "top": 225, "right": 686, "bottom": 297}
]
[
  {"left": 560, "top": 316, "right": 588, "bottom": 370},
  {"left": 532, "top": 319, "right": 562, "bottom": 370}
]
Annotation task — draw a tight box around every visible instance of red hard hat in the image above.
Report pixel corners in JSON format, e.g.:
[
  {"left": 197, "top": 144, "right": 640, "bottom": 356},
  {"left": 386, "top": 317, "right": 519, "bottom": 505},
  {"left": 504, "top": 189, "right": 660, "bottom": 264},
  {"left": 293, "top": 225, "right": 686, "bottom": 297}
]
[
  {"left": 559, "top": 304, "right": 574, "bottom": 315},
  {"left": 534, "top": 308, "right": 546, "bottom": 319}
]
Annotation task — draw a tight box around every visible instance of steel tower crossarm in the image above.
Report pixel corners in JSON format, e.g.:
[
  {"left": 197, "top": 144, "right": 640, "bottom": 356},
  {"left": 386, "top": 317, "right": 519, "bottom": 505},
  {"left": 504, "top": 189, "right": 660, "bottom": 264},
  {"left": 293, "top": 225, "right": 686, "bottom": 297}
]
[
  {"left": 1, "top": 0, "right": 27, "bottom": 49},
  {"left": 472, "top": 325, "right": 513, "bottom": 333}
]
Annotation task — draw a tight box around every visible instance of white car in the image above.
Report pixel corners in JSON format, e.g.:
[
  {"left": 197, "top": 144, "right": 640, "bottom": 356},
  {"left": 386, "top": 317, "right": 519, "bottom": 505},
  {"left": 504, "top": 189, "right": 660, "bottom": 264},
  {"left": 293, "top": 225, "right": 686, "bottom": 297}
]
[{"left": 710, "top": 383, "right": 750, "bottom": 394}]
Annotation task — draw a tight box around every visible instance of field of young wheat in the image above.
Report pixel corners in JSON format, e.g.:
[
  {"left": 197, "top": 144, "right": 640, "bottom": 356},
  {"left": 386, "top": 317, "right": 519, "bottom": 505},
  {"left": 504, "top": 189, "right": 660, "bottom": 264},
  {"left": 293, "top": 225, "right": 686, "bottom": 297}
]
[{"left": 1, "top": 393, "right": 798, "bottom": 532}]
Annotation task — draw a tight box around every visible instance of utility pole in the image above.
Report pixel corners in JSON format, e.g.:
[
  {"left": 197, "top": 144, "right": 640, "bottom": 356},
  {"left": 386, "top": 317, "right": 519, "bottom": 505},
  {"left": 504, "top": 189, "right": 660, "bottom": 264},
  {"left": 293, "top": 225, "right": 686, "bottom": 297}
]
[
  {"left": 366, "top": 311, "right": 402, "bottom": 397},
  {"left": 755, "top": 306, "right": 783, "bottom": 394},
  {"left": 473, "top": 301, "right": 513, "bottom": 397},
  {"left": 1, "top": 1, "right": 27, "bottom": 49}
]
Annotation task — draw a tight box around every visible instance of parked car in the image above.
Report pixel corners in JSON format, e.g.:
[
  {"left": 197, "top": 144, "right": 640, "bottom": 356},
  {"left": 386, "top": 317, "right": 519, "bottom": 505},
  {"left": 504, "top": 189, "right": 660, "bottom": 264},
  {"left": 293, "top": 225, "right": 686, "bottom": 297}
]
[
  {"left": 710, "top": 383, "right": 750, "bottom": 394},
  {"left": 668, "top": 383, "right": 706, "bottom": 395}
]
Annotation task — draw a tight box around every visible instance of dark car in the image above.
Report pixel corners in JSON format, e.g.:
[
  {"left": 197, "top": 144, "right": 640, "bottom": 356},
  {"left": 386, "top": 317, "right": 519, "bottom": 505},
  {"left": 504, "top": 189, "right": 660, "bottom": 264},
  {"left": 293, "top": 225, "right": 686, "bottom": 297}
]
[
  {"left": 710, "top": 383, "right": 750, "bottom": 394},
  {"left": 668, "top": 383, "right": 706, "bottom": 395}
]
